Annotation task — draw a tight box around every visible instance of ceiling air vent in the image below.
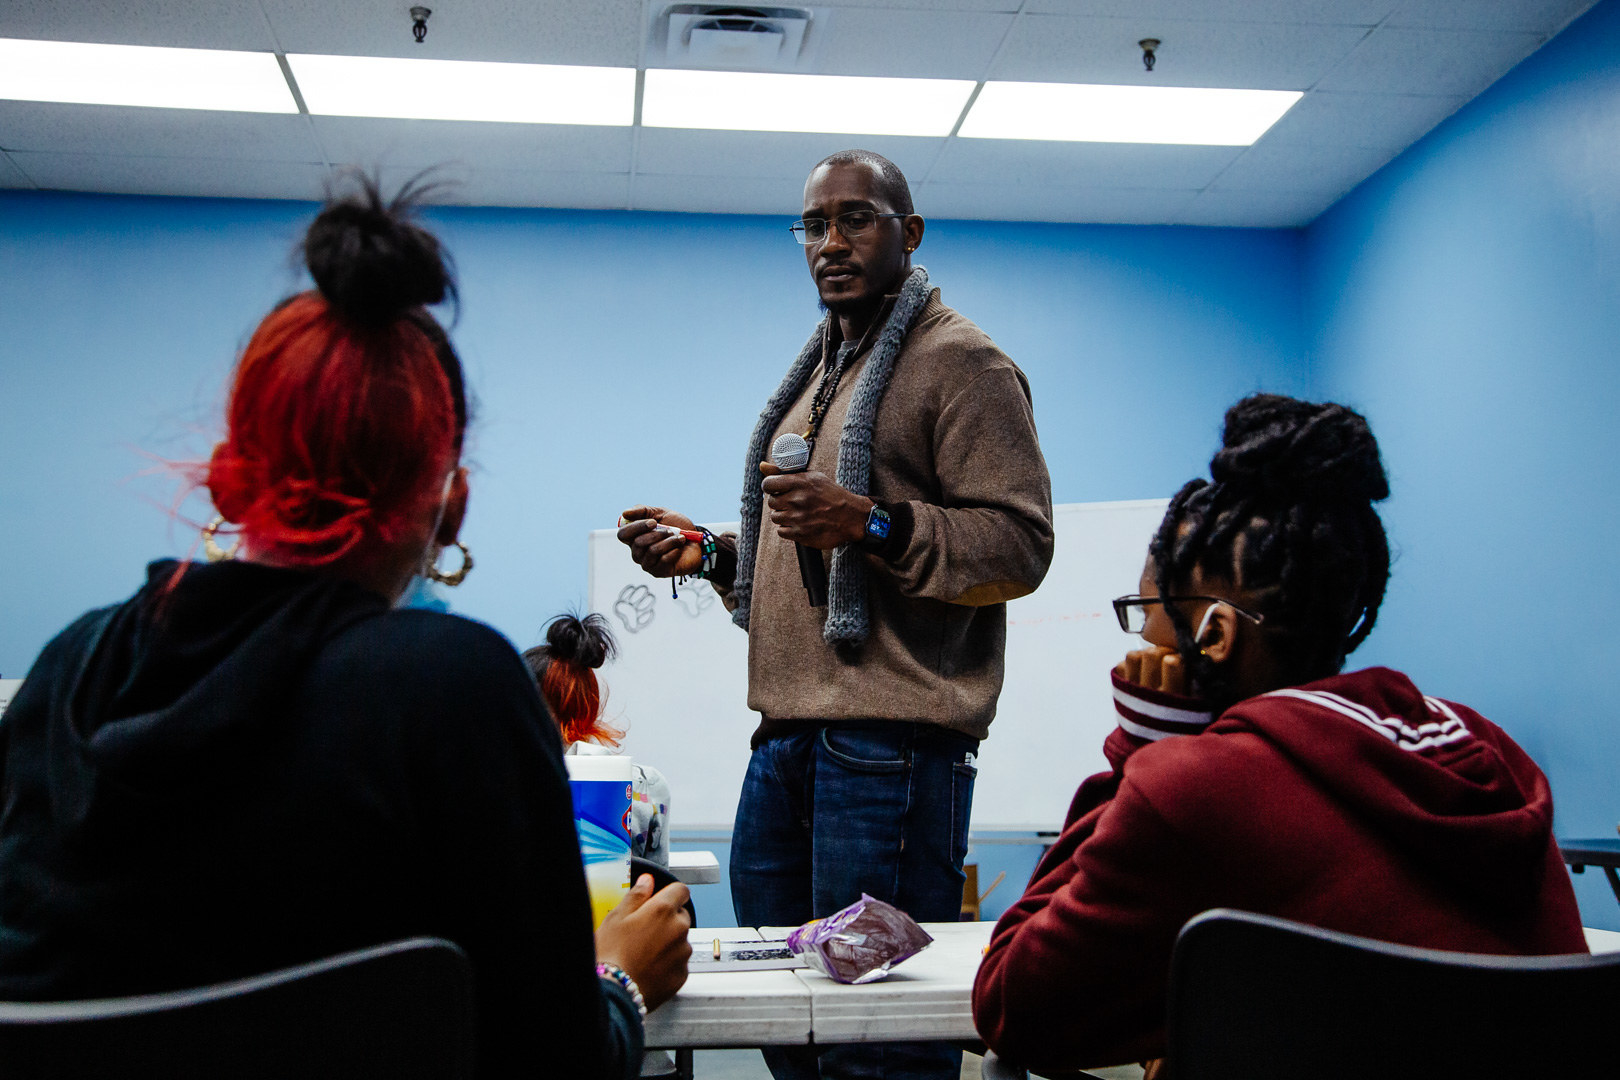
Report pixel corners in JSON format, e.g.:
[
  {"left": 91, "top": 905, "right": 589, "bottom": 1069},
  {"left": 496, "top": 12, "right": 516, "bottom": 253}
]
[{"left": 662, "top": 5, "right": 812, "bottom": 69}]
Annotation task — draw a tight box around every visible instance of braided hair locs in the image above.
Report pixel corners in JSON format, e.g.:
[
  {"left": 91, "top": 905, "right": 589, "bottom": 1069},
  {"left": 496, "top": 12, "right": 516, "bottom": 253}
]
[{"left": 1148, "top": 394, "right": 1393, "bottom": 708}]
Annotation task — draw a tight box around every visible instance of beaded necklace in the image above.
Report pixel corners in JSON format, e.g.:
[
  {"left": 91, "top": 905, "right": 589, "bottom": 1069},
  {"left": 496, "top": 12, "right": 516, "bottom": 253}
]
[{"left": 803, "top": 319, "right": 878, "bottom": 446}]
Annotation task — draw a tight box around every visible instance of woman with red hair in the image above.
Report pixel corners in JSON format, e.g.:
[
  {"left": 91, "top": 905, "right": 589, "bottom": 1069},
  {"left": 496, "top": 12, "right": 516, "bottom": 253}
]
[
  {"left": 0, "top": 179, "right": 690, "bottom": 1079},
  {"left": 525, "top": 613, "right": 672, "bottom": 865}
]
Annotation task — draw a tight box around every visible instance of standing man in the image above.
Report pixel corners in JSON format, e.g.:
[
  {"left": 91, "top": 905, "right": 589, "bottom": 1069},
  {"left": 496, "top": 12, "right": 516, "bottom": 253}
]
[{"left": 619, "top": 150, "right": 1052, "bottom": 1080}]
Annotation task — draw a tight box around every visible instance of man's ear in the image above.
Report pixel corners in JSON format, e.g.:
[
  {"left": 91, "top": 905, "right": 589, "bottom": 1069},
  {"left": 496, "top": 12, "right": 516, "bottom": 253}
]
[
  {"left": 435, "top": 467, "right": 469, "bottom": 547},
  {"left": 1195, "top": 603, "right": 1241, "bottom": 664},
  {"left": 902, "top": 215, "right": 924, "bottom": 255}
]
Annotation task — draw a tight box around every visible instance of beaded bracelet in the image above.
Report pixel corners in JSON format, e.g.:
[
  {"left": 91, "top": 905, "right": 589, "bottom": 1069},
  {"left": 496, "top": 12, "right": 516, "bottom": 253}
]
[
  {"left": 693, "top": 527, "right": 720, "bottom": 580},
  {"left": 596, "top": 962, "right": 648, "bottom": 1017}
]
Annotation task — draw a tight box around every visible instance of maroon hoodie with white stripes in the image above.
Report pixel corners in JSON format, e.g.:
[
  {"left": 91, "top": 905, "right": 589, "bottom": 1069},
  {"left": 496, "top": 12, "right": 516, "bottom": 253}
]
[{"left": 973, "top": 666, "right": 1586, "bottom": 1073}]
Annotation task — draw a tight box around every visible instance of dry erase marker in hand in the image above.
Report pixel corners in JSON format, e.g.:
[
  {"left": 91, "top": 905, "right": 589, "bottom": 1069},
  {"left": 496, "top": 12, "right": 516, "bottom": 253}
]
[{"left": 643, "top": 523, "right": 705, "bottom": 542}]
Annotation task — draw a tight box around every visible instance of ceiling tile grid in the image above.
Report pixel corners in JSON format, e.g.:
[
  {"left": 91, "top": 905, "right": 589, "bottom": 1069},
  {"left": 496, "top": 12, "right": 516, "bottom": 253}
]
[
  {"left": 629, "top": 172, "right": 805, "bottom": 215},
  {"left": 0, "top": 102, "right": 326, "bottom": 162},
  {"left": 1385, "top": 0, "right": 1595, "bottom": 32},
  {"left": 1313, "top": 27, "right": 1550, "bottom": 97},
  {"left": 1178, "top": 187, "right": 1341, "bottom": 228},
  {"left": 0, "top": 0, "right": 277, "bottom": 51},
  {"left": 0, "top": 150, "right": 34, "bottom": 188},
  {"left": 377, "top": 165, "right": 635, "bottom": 210},
  {"left": 986, "top": 16, "right": 1375, "bottom": 89},
  {"left": 917, "top": 180, "right": 1200, "bottom": 225},
  {"left": 0, "top": 0, "right": 1603, "bottom": 226},
  {"left": 5, "top": 151, "right": 332, "bottom": 201},
  {"left": 927, "top": 139, "right": 1243, "bottom": 191},
  {"left": 634, "top": 128, "right": 944, "bottom": 182},
  {"left": 1257, "top": 91, "right": 1468, "bottom": 150},
  {"left": 311, "top": 116, "right": 634, "bottom": 174},
  {"left": 1206, "top": 139, "right": 1401, "bottom": 196},
  {"left": 261, "top": 0, "right": 644, "bottom": 66}
]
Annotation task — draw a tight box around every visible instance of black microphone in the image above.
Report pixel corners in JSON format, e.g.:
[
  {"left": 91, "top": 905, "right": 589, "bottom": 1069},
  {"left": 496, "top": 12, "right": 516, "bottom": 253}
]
[{"left": 769, "top": 433, "right": 828, "bottom": 608}]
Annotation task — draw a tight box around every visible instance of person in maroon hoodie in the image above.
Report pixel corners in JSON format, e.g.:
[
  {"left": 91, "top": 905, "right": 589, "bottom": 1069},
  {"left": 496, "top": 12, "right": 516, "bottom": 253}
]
[{"left": 972, "top": 393, "right": 1587, "bottom": 1075}]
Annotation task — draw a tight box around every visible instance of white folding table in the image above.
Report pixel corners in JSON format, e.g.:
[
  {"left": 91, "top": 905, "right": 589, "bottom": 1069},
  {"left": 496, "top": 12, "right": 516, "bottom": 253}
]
[{"left": 642, "top": 921, "right": 992, "bottom": 1050}]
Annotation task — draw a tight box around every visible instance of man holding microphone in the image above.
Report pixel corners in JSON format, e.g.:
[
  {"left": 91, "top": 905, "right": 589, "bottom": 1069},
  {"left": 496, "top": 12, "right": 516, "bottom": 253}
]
[{"left": 619, "top": 149, "right": 1052, "bottom": 1080}]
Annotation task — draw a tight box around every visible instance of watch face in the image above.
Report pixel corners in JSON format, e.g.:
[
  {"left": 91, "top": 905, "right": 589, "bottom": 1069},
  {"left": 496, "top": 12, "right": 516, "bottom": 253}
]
[{"left": 866, "top": 507, "right": 892, "bottom": 539}]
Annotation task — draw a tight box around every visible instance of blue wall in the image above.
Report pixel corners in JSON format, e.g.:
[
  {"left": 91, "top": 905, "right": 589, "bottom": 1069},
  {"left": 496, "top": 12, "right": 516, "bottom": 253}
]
[
  {"left": 1304, "top": 0, "right": 1620, "bottom": 927},
  {"left": 10, "top": 0, "right": 1620, "bottom": 932},
  {"left": 0, "top": 192, "right": 1306, "bottom": 678}
]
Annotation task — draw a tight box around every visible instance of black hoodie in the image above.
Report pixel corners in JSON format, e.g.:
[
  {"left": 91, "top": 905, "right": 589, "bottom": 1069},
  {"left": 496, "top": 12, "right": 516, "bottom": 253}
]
[{"left": 0, "top": 560, "right": 641, "bottom": 1078}]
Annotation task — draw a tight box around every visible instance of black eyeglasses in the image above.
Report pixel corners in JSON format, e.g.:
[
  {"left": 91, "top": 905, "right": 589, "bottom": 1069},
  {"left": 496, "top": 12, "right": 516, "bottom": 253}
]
[
  {"left": 789, "top": 211, "right": 907, "bottom": 245},
  {"left": 1111, "top": 594, "right": 1266, "bottom": 634}
]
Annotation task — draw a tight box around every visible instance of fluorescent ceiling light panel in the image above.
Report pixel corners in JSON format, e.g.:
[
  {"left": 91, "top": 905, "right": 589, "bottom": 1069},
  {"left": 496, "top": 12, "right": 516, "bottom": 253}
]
[
  {"left": 959, "top": 83, "right": 1303, "bottom": 146},
  {"left": 643, "top": 69, "right": 975, "bottom": 137},
  {"left": 287, "top": 55, "right": 634, "bottom": 125},
  {"left": 0, "top": 38, "right": 295, "bottom": 113}
]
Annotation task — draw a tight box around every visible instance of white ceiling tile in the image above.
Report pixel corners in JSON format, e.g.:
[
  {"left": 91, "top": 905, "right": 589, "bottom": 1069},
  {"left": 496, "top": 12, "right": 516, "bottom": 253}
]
[
  {"left": 1258, "top": 90, "right": 1466, "bottom": 149},
  {"left": 0, "top": 0, "right": 277, "bottom": 50},
  {"left": 630, "top": 173, "right": 803, "bottom": 215},
  {"left": 8, "top": 152, "right": 331, "bottom": 200},
  {"left": 311, "top": 116, "right": 633, "bottom": 173},
  {"left": 261, "top": 0, "right": 643, "bottom": 66},
  {"left": 0, "top": 102, "right": 323, "bottom": 161},
  {"left": 916, "top": 180, "right": 1199, "bottom": 224},
  {"left": 1315, "top": 27, "right": 1548, "bottom": 96},
  {"left": 370, "top": 165, "right": 632, "bottom": 210},
  {"left": 928, "top": 138, "right": 1242, "bottom": 190},
  {"left": 1385, "top": 0, "right": 1597, "bottom": 33},
  {"left": 634, "top": 128, "right": 943, "bottom": 182},
  {"left": 1175, "top": 187, "right": 1338, "bottom": 228},
  {"left": 1208, "top": 140, "right": 1397, "bottom": 195},
  {"left": 1022, "top": 1, "right": 1397, "bottom": 24},
  {"left": 810, "top": 9, "right": 1012, "bottom": 78},
  {"left": 0, "top": 151, "right": 35, "bottom": 188},
  {"left": 989, "top": 15, "right": 1373, "bottom": 89}
]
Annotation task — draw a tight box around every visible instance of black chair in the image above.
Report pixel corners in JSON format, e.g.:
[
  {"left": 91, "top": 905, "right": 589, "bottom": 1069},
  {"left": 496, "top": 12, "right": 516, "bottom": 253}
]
[
  {"left": 1168, "top": 908, "right": 1619, "bottom": 1079},
  {"left": 0, "top": 937, "right": 474, "bottom": 1079},
  {"left": 1559, "top": 836, "right": 1620, "bottom": 905},
  {"left": 630, "top": 856, "right": 695, "bottom": 1080},
  {"left": 632, "top": 855, "right": 697, "bottom": 925}
]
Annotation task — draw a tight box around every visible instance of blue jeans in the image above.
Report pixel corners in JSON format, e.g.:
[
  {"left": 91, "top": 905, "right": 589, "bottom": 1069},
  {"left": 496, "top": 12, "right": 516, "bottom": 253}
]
[{"left": 730, "top": 722, "right": 980, "bottom": 1080}]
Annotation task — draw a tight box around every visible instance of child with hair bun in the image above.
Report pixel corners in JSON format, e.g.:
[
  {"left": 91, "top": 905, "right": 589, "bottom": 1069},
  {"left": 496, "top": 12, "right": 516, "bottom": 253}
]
[
  {"left": 525, "top": 614, "right": 671, "bottom": 866},
  {"left": 974, "top": 393, "right": 1586, "bottom": 1077},
  {"left": 0, "top": 177, "right": 690, "bottom": 1080}
]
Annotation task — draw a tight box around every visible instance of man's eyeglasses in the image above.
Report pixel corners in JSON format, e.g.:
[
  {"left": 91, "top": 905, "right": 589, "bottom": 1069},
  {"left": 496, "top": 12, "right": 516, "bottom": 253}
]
[
  {"left": 789, "top": 211, "right": 907, "bottom": 245},
  {"left": 1111, "top": 595, "right": 1266, "bottom": 634}
]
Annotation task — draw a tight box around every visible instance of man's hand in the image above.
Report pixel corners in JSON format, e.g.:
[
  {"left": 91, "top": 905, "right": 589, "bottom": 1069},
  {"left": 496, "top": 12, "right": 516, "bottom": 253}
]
[
  {"left": 758, "top": 461, "right": 873, "bottom": 551},
  {"left": 1114, "top": 645, "right": 1189, "bottom": 696},
  {"left": 617, "top": 505, "right": 703, "bottom": 579},
  {"left": 594, "top": 873, "right": 693, "bottom": 1012}
]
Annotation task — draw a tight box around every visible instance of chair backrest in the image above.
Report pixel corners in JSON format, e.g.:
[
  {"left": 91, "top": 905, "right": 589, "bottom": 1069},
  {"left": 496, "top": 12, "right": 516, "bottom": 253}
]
[
  {"left": 632, "top": 855, "right": 697, "bottom": 925},
  {"left": 1168, "top": 909, "right": 1620, "bottom": 1080},
  {"left": 0, "top": 937, "right": 475, "bottom": 1080}
]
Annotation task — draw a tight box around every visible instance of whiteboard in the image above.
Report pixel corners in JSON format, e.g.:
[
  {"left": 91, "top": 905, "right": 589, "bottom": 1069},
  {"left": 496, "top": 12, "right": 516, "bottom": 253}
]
[{"left": 587, "top": 498, "right": 1168, "bottom": 829}]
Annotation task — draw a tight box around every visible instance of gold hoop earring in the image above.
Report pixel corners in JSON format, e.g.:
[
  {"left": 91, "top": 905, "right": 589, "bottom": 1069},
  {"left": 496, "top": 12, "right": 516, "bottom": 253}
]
[
  {"left": 202, "top": 517, "right": 239, "bottom": 563},
  {"left": 426, "top": 540, "right": 473, "bottom": 587}
]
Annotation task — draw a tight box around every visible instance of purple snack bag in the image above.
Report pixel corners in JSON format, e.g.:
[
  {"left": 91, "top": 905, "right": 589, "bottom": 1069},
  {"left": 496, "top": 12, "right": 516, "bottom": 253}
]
[{"left": 785, "top": 894, "right": 934, "bottom": 984}]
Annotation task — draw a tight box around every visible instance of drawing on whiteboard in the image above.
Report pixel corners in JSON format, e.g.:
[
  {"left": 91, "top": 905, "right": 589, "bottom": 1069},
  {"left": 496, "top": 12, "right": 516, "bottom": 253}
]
[
  {"left": 613, "top": 584, "right": 657, "bottom": 634},
  {"left": 672, "top": 580, "right": 717, "bottom": 618}
]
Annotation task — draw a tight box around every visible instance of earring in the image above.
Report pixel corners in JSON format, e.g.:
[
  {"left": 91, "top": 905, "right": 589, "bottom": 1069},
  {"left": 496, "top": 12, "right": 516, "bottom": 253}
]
[
  {"left": 426, "top": 540, "right": 474, "bottom": 587},
  {"left": 202, "top": 517, "right": 239, "bottom": 563}
]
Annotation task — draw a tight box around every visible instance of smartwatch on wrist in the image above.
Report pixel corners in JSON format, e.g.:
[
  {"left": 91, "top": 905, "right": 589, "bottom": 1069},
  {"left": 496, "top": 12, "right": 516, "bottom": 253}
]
[{"left": 859, "top": 503, "right": 893, "bottom": 554}]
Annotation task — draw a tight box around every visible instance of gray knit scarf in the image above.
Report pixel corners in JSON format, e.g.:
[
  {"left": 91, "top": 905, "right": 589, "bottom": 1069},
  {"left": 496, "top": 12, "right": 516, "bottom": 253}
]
[{"left": 731, "top": 266, "right": 932, "bottom": 646}]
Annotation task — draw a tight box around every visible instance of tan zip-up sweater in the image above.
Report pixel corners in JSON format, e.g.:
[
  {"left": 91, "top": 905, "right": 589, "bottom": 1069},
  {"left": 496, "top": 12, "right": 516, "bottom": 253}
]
[{"left": 728, "top": 289, "right": 1053, "bottom": 742}]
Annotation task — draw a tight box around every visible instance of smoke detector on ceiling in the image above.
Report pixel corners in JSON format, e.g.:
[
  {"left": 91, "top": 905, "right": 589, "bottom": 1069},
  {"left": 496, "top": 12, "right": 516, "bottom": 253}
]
[{"left": 661, "top": 5, "right": 813, "bottom": 69}]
